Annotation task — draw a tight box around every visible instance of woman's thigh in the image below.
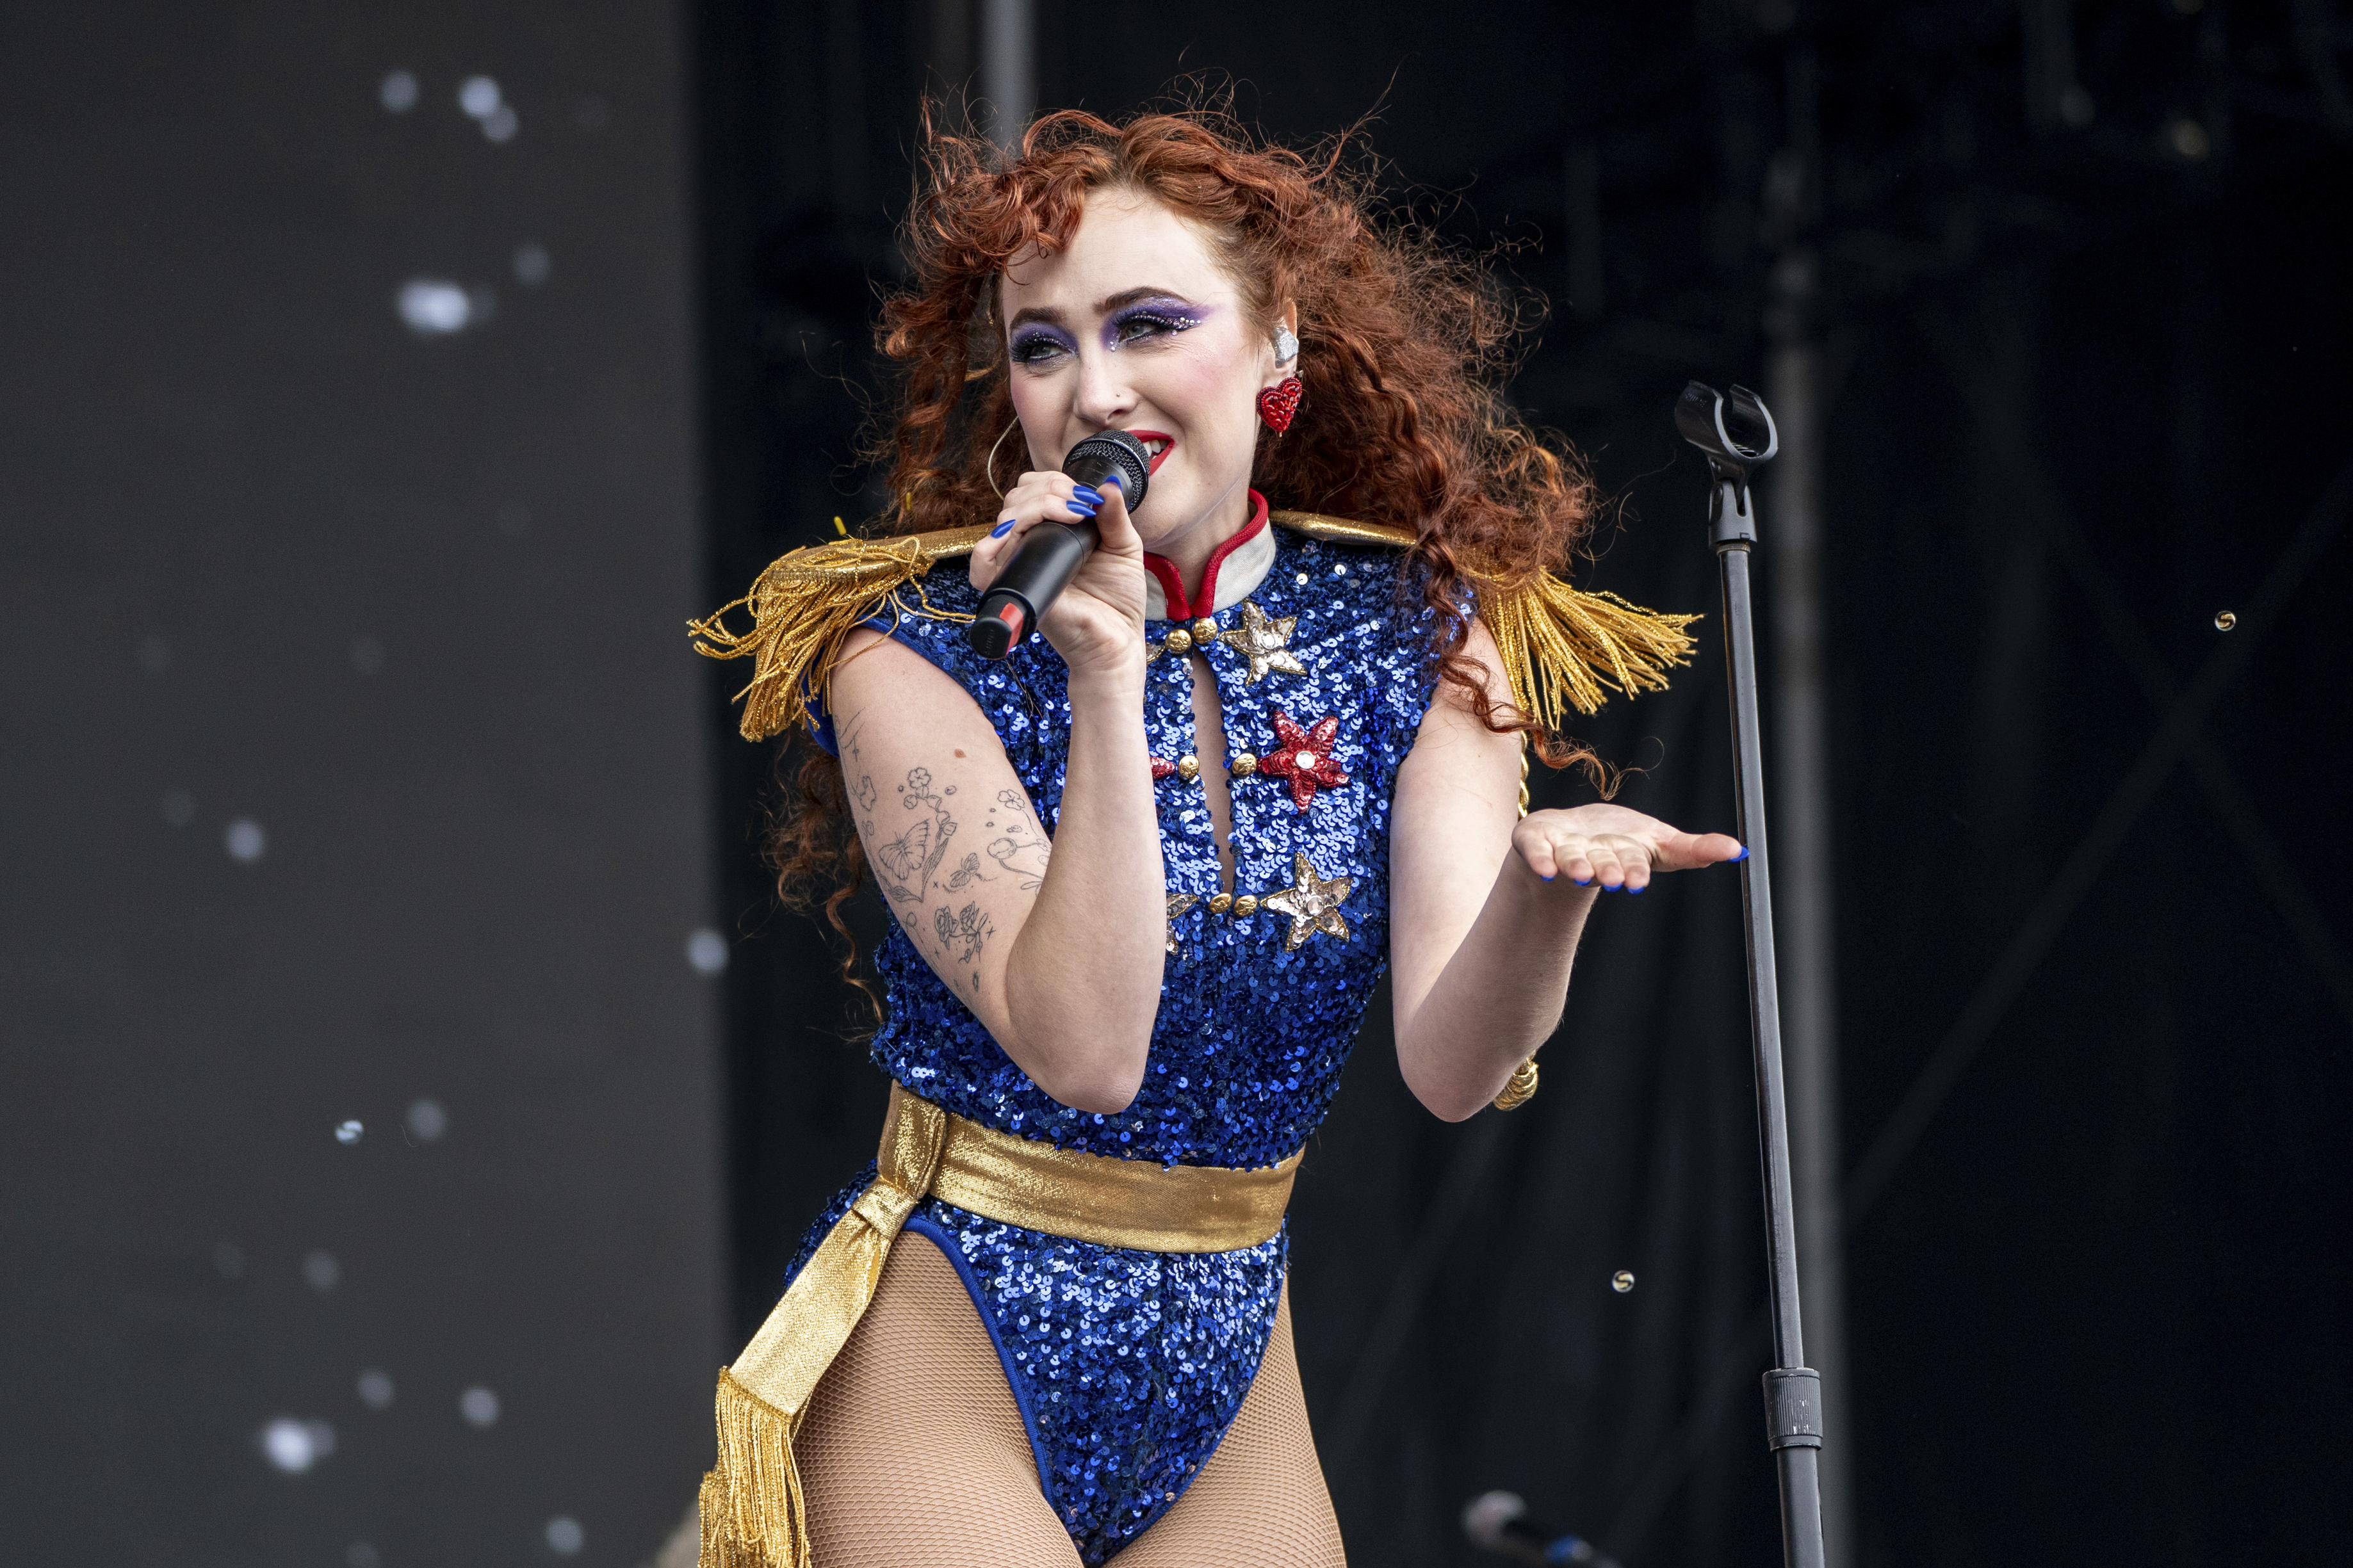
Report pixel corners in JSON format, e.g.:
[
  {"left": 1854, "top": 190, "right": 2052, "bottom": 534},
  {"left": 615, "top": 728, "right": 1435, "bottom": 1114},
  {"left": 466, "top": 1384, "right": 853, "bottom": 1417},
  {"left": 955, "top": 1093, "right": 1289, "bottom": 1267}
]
[
  {"left": 1117, "top": 1284, "right": 1347, "bottom": 1568},
  {"left": 794, "top": 1233, "right": 1080, "bottom": 1568}
]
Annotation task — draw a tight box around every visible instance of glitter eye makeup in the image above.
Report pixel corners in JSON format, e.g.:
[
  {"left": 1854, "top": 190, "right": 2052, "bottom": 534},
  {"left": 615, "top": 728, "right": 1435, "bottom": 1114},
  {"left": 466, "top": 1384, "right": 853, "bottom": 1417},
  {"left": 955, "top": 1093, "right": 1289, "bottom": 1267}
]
[
  {"left": 1009, "top": 324, "right": 1077, "bottom": 366},
  {"left": 1105, "top": 298, "right": 1210, "bottom": 351}
]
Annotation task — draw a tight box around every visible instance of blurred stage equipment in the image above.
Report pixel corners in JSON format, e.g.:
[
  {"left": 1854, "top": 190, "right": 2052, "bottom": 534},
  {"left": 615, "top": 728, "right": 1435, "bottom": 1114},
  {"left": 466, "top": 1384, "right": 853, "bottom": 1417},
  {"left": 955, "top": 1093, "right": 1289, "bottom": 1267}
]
[
  {"left": 1675, "top": 381, "right": 1829, "bottom": 1568},
  {"left": 1461, "top": 1490, "right": 1623, "bottom": 1567}
]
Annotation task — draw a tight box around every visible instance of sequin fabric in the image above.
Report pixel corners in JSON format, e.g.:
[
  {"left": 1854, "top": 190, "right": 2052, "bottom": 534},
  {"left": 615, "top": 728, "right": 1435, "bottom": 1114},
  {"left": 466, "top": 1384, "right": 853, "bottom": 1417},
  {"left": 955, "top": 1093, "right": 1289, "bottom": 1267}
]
[
  {"left": 797, "top": 522, "right": 1437, "bottom": 1559},
  {"left": 786, "top": 1172, "right": 1287, "bottom": 1565}
]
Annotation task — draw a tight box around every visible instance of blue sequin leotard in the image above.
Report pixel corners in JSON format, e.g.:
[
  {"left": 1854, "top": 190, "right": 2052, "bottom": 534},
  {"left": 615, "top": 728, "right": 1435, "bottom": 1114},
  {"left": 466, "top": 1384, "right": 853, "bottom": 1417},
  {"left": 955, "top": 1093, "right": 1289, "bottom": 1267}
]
[{"left": 792, "top": 503, "right": 1438, "bottom": 1561}]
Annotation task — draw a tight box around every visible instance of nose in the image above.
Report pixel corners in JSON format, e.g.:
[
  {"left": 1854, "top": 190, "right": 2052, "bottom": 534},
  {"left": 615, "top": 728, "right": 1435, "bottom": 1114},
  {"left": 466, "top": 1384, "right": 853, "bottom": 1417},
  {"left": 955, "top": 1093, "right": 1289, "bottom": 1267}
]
[{"left": 1072, "top": 344, "right": 1137, "bottom": 432}]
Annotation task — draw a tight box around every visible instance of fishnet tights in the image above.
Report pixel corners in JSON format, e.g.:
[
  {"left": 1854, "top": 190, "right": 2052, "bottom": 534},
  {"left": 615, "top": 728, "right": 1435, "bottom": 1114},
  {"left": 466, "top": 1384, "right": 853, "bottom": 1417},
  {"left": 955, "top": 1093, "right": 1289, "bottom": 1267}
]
[{"left": 793, "top": 1232, "right": 1346, "bottom": 1567}]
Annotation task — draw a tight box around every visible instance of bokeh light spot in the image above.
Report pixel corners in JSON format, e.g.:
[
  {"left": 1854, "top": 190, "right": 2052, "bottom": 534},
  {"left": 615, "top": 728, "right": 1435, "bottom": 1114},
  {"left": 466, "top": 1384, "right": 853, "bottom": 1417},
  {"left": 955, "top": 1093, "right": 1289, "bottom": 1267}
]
[
  {"left": 687, "top": 928, "right": 730, "bottom": 976},
  {"left": 225, "top": 819, "right": 266, "bottom": 863}
]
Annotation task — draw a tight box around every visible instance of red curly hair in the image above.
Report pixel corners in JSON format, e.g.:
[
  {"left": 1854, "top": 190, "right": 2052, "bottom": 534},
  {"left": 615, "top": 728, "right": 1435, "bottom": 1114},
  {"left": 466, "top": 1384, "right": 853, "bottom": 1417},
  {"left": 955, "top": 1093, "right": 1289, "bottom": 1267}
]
[{"left": 774, "top": 104, "right": 1603, "bottom": 966}]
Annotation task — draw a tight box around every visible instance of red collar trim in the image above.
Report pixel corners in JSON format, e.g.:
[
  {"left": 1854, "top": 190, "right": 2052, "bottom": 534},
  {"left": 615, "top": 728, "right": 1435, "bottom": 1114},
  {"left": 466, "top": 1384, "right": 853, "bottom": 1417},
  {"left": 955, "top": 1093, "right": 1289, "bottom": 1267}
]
[{"left": 1142, "top": 490, "right": 1270, "bottom": 621}]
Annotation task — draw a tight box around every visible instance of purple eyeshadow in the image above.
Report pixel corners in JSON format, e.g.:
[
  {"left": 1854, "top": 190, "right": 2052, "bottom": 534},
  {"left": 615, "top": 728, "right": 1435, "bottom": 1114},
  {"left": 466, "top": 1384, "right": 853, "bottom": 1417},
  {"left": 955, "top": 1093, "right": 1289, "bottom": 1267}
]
[
  {"left": 1010, "top": 323, "right": 1077, "bottom": 362},
  {"left": 1103, "top": 298, "right": 1210, "bottom": 350}
]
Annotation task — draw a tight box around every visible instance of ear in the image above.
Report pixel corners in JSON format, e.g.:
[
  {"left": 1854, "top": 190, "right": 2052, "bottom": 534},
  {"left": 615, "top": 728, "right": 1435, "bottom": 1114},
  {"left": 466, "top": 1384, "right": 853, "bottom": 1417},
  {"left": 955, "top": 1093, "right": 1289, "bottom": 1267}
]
[{"left": 1264, "top": 300, "right": 1301, "bottom": 385}]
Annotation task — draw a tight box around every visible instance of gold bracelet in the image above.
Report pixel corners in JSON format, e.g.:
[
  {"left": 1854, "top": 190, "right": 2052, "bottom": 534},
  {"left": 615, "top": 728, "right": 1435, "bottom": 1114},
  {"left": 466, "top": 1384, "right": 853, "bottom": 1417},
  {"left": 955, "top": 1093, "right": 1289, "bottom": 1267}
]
[{"left": 1495, "top": 734, "right": 1540, "bottom": 1111}]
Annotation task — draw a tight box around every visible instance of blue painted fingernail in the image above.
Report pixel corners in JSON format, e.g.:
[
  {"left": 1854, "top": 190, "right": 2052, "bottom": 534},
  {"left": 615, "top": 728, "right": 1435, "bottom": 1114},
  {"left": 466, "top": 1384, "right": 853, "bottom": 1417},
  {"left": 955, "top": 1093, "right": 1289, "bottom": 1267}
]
[
  {"left": 1629, "top": 884, "right": 1645, "bottom": 895},
  {"left": 991, "top": 516, "right": 1015, "bottom": 537},
  {"left": 1072, "top": 485, "right": 1103, "bottom": 507},
  {"left": 1574, "top": 877, "right": 1590, "bottom": 886},
  {"left": 1541, "top": 873, "right": 1556, "bottom": 882},
  {"left": 1732, "top": 845, "right": 1749, "bottom": 861},
  {"left": 1070, "top": 502, "right": 1098, "bottom": 519}
]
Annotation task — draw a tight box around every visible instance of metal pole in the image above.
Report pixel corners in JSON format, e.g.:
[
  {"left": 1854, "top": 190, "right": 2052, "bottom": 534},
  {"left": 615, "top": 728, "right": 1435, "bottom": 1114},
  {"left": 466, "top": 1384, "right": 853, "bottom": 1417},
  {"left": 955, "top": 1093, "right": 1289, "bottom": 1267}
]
[
  {"left": 980, "top": 0, "right": 1034, "bottom": 152},
  {"left": 1675, "top": 382, "right": 1828, "bottom": 1568},
  {"left": 1763, "top": 260, "right": 1853, "bottom": 1568}
]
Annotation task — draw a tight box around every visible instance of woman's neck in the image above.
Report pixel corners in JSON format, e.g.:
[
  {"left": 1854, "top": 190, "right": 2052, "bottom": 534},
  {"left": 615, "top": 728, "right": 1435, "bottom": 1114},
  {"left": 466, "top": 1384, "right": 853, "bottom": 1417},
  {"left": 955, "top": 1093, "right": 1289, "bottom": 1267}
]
[{"left": 1141, "top": 481, "right": 1256, "bottom": 604}]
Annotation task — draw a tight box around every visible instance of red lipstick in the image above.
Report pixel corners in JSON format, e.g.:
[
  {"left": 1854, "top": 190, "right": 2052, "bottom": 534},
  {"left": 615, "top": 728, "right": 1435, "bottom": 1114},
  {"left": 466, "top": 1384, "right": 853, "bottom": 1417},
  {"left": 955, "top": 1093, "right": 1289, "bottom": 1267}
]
[{"left": 1128, "top": 429, "right": 1175, "bottom": 474}]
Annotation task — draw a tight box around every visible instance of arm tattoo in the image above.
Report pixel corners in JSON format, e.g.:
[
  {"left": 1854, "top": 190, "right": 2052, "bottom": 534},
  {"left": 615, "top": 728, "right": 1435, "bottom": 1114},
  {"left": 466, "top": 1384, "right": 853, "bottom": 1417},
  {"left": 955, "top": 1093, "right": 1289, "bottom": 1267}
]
[
  {"left": 984, "top": 788, "right": 1052, "bottom": 891},
  {"left": 872, "top": 766, "right": 957, "bottom": 905},
  {"left": 934, "top": 901, "right": 994, "bottom": 965}
]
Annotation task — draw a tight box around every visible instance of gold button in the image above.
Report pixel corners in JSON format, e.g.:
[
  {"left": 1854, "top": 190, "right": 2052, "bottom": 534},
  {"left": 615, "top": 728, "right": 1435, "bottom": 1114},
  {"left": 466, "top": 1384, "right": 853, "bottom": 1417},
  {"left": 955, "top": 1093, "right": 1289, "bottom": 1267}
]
[
  {"left": 1193, "top": 617, "right": 1218, "bottom": 642},
  {"left": 1209, "top": 893, "right": 1233, "bottom": 914},
  {"left": 1164, "top": 627, "right": 1193, "bottom": 654},
  {"left": 1230, "top": 752, "right": 1258, "bottom": 775},
  {"left": 1232, "top": 894, "right": 1259, "bottom": 917},
  {"left": 1176, "top": 756, "right": 1200, "bottom": 782}
]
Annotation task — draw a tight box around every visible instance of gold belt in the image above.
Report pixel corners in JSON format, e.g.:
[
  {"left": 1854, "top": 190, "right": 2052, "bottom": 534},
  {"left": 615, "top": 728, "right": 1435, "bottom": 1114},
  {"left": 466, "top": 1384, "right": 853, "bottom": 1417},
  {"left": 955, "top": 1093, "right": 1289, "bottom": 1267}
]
[{"left": 697, "top": 1084, "right": 1303, "bottom": 1567}]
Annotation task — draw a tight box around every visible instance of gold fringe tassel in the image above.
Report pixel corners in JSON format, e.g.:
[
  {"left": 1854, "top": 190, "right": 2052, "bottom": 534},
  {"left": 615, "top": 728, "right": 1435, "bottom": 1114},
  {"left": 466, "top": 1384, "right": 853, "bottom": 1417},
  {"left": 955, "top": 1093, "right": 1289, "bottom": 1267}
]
[
  {"left": 697, "top": 1371, "right": 809, "bottom": 1568},
  {"left": 687, "top": 525, "right": 990, "bottom": 742},
  {"left": 1478, "top": 572, "right": 1700, "bottom": 736}
]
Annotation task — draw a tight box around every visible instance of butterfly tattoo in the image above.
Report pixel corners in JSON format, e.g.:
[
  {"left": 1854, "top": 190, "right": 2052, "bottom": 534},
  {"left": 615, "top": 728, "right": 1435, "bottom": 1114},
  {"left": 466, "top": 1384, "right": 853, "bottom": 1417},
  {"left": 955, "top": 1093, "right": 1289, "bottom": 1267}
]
[{"left": 874, "top": 767, "right": 957, "bottom": 903}]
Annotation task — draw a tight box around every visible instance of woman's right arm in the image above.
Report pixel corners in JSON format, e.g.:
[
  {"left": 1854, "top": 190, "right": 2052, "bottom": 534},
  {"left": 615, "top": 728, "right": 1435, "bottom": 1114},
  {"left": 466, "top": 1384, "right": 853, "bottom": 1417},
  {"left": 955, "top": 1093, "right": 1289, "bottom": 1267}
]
[{"left": 824, "top": 478, "right": 1166, "bottom": 1113}]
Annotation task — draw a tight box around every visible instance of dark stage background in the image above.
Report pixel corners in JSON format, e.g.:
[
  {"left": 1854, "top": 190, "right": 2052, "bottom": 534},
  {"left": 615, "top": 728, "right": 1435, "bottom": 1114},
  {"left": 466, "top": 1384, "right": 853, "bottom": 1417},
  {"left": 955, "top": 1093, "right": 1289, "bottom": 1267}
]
[
  {"left": 2, "top": 4, "right": 722, "bottom": 1567},
  {"left": 6, "top": 3, "right": 2350, "bottom": 1567}
]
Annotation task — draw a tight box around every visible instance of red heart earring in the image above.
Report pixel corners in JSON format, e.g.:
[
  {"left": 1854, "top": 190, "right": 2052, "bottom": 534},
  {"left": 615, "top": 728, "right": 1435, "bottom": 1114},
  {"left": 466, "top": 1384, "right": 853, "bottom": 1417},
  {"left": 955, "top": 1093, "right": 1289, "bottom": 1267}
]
[{"left": 1257, "top": 376, "right": 1305, "bottom": 435}]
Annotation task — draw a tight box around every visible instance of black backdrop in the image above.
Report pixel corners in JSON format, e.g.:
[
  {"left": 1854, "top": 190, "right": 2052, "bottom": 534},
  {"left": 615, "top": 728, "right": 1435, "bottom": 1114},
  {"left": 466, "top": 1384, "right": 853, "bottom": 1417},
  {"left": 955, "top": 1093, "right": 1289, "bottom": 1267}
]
[
  {"left": 2, "top": 4, "right": 720, "bottom": 1566},
  {"left": 694, "top": 4, "right": 2353, "bottom": 1567},
  {"left": 5, "top": 3, "right": 2349, "bottom": 1566}
]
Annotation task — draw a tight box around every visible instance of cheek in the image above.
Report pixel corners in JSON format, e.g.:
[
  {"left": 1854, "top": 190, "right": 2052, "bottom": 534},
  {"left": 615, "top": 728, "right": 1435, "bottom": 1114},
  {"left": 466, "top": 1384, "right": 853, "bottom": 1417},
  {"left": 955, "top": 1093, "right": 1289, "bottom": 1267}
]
[
  {"left": 1157, "top": 347, "right": 1259, "bottom": 434},
  {"left": 1007, "top": 377, "right": 1061, "bottom": 430}
]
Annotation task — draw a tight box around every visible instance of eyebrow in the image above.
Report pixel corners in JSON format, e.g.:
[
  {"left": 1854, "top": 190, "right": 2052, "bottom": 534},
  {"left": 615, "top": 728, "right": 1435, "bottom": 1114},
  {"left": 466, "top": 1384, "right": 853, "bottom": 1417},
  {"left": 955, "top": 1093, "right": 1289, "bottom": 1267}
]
[{"left": 1006, "top": 286, "right": 1198, "bottom": 332}]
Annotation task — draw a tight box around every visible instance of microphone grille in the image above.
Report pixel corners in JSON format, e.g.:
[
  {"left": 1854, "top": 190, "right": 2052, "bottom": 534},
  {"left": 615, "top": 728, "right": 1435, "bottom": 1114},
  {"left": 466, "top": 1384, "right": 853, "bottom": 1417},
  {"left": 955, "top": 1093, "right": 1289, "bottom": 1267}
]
[
  {"left": 1066, "top": 429, "right": 1151, "bottom": 509},
  {"left": 1461, "top": 1491, "right": 1527, "bottom": 1549}
]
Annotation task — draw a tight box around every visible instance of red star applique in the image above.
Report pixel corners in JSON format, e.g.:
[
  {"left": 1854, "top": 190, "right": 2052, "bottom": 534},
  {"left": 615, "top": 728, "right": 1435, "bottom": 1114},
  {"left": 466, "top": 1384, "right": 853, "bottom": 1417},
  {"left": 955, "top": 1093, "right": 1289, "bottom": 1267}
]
[
  {"left": 1150, "top": 756, "right": 1177, "bottom": 780},
  {"left": 1258, "top": 712, "right": 1350, "bottom": 811}
]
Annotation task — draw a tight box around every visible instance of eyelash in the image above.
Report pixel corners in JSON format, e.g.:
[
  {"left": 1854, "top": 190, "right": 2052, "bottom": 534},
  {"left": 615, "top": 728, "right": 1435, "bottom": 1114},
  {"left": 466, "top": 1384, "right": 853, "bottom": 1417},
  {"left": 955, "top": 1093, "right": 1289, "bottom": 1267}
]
[
  {"left": 1008, "top": 307, "right": 1200, "bottom": 368},
  {"left": 1011, "top": 331, "right": 1073, "bottom": 366},
  {"left": 1111, "top": 309, "right": 1200, "bottom": 345}
]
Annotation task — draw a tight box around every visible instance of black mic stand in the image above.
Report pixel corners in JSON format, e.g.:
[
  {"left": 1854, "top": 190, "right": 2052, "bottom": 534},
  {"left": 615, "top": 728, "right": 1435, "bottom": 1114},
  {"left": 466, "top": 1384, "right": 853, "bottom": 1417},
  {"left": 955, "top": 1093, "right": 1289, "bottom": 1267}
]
[{"left": 1674, "top": 381, "right": 1828, "bottom": 1568}]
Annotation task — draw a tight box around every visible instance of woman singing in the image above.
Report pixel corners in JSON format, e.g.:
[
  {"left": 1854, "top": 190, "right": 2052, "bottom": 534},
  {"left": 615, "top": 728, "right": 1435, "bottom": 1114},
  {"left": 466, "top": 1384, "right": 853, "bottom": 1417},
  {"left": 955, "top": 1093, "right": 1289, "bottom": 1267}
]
[{"left": 688, "top": 106, "right": 1741, "bottom": 1568}]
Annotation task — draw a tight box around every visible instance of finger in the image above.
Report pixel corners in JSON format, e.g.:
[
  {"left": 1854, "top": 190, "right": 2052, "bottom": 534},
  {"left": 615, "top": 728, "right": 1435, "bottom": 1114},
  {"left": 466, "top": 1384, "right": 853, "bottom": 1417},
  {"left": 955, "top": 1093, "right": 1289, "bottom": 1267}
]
[
  {"left": 1584, "top": 842, "right": 1628, "bottom": 890},
  {"left": 1051, "top": 479, "right": 1101, "bottom": 526},
  {"left": 969, "top": 503, "right": 1060, "bottom": 590},
  {"left": 1599, "top": 836, "right": 1656, "bottom": 893},
  {"left": 968, "top": 510, "right": 1026, "bottom": 590},
  {"left": 1649, "top": 830, "right": 1747, "bottom": 872},
  {"left": 1531, "top": 825, "right": 1599, "bottom": 885},
  {"left": 1088, "top": 469, "right": 1137, "bottom": 552},
  {"left": 1511, "top": 821, "right": 1561, "bottom": 881}
]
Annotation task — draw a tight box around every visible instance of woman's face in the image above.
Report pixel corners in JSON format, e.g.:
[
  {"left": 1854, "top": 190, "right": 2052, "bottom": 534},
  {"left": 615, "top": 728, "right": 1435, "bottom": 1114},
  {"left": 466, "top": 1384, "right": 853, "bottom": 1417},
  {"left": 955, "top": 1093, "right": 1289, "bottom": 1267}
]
[{"left": 999, "top": 188, "right": 1285, "bottom": 552}]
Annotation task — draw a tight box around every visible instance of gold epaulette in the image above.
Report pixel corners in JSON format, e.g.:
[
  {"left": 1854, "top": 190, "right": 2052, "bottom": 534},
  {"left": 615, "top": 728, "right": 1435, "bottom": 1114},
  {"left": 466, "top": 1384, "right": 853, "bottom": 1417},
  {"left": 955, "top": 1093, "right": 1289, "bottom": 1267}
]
[
  {"left": 688, "top": 512, "right": 1697, "bottom": 744},
  {"left": 687, "top": 524, "right": 991, "bottom": 741},
  {"left": 1271, "top": 509, "right": 1699, "bottom": 732}
]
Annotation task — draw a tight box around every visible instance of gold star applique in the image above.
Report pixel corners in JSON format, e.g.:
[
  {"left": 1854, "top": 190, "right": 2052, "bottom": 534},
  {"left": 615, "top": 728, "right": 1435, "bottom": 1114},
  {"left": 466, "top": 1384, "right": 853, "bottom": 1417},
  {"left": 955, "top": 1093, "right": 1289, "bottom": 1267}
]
[
  {"left": 1260, "top": 851, "right": 1353, "bottom": 951},
  {"left": 1164, "top": 891, "right": 1199, "bottom": 955},
  {"left": 1216, "top": 599, "right": 1307, "bottom": 684}
]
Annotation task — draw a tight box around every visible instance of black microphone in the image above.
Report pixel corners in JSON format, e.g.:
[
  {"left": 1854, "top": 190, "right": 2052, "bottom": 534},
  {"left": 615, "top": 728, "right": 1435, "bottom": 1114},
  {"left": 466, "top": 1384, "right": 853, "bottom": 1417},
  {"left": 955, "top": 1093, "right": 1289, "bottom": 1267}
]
[
  {"left": 1461, "top": 1492, "right": 1623, "bottom": 1568},
  {"left": 967, "top": 429, "right": 1152, "bottom": 659}
]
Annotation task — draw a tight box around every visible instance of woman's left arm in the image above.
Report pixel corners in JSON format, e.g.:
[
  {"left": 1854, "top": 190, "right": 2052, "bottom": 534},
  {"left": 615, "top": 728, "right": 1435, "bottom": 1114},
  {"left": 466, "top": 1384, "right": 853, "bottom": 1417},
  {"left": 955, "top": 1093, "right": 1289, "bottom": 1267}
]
[{"left": 1388, "top": 619, "right": 1745, "bottom": 1120}]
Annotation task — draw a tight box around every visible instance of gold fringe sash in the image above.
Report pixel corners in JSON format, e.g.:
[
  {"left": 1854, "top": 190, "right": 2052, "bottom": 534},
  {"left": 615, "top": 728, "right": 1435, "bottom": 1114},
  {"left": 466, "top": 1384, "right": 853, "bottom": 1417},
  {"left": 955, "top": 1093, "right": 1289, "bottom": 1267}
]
[
  {"left": 697, "top": 1084, "right": 1302, "bottom": 1568},
  {"left": 689, "top": 512, "right": 1695, "bottom": 746}
]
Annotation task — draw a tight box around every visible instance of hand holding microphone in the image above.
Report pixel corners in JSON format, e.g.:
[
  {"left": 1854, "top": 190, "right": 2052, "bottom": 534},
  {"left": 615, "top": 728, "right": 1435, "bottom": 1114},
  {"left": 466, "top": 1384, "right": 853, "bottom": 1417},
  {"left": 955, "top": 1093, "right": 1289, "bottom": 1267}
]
[{"left": 968, "top": 429, "right": 1153, "bottom": 660}]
